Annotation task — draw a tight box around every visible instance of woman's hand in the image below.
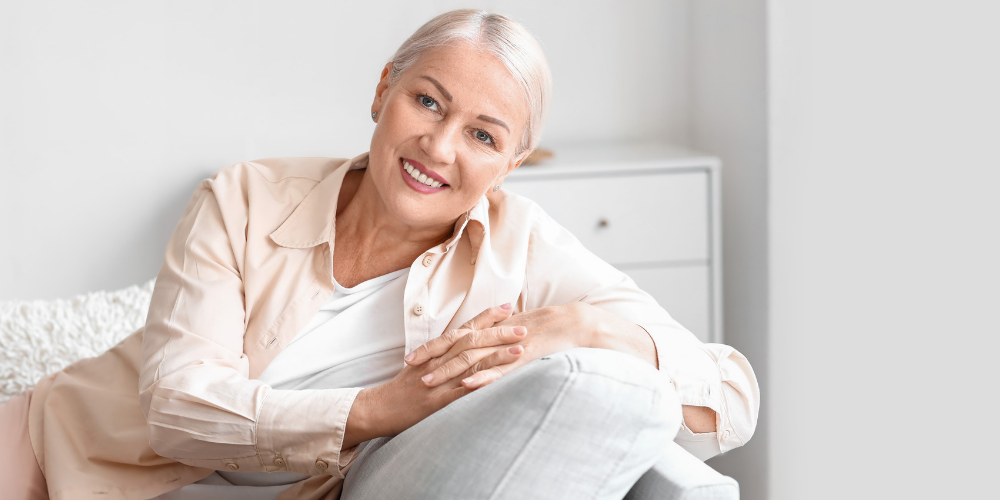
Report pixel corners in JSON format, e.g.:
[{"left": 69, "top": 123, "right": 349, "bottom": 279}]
[
  {"left": 344, "top": 305, "right": 527, "bottom": 448},
  {"left": 425, "top": 303, "right": 713, "bottom": 434},
  {"left": 408, "top": 302, "right": 631, "bottom": 391}
]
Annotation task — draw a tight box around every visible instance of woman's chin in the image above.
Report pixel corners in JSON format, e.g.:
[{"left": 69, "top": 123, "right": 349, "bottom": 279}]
[{"left": 378, "top": 192, "right": 459, "bottom": 229}]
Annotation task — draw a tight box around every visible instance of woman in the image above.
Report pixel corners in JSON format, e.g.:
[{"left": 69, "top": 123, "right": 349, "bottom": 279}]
[{"left": 1, "top": 10, "right": 758, "bottom": 500}]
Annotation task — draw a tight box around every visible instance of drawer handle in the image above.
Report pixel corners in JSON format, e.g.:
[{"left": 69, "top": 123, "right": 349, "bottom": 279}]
[{"left": 597, "top": 218, "right": 609, "bottom": 228}]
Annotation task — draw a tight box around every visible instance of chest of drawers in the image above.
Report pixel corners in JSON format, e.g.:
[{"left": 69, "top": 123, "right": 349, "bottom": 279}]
[{"left": 504, "top": 143, "right": 723, "bottom": 343}]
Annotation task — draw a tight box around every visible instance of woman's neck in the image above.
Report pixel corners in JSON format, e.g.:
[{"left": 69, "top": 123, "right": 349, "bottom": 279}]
[{"left": 332, "top": 169, "right": 455, "bottom": 287}]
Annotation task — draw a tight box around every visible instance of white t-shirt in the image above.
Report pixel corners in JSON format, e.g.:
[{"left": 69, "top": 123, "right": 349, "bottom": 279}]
[{"left": 158, "top": 269, "right": 408, "bottom": 500}]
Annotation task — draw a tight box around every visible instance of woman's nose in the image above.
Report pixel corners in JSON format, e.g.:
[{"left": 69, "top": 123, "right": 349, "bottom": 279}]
[{"left": 419, "top": 122, "right": 459, "bottom": 165}]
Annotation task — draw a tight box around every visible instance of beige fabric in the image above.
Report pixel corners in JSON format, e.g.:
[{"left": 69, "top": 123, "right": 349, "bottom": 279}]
[
  {"left": 1, "top": 391, "right": 49, "bottom": 500},
  {"left": 27, "top": 154, "right": 759, "bottom": 500}
]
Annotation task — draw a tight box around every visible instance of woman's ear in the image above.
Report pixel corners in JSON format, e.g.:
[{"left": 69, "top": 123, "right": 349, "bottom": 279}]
[
  {"left": 371, "top": 63, "right": 393, "bottom": 118},
  {"left": 503, "top": 148, "right": 531, "bottom": 177}
]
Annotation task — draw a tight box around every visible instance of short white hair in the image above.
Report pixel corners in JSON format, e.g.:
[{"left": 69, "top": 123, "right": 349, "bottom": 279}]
[{"left": 388, "top": 9, "right": 552, "bottom": 156}]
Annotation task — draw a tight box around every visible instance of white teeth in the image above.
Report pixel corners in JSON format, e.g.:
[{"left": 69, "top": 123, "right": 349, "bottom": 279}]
[{"left": 403, "top": 160, "right": 444, "bottom": 188}]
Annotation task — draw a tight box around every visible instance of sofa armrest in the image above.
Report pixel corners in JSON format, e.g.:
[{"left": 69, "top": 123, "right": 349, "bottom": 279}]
[{"left": 624, "top": 441, "right": 739, "bottom": 500}]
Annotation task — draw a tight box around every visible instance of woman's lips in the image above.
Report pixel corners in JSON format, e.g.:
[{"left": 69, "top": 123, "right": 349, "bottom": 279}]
[
  {"left": 399, "top": 158, "right": 448, "bottom": 194},
  {"left": 402, "top": 158, "right": 449, "bottom": 185}
]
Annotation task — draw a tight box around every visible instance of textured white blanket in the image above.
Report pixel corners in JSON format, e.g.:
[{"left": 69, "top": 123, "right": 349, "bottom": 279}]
[{"left": 0, "top": 280, "right": 155, "bottom": 403}]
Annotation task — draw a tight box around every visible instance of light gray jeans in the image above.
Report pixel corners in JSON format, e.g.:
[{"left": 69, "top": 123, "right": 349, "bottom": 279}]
[{"left": 341, "top": 347, "right": 681, "bottom": 500}]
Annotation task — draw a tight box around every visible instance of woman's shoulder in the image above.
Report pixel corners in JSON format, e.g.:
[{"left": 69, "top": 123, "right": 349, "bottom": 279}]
[
  {"left": 188, "top": 157, "right": 351, "bottom": 234},
  {"left": 490, "top": 189, "right": 627, "bottom": 303},
  {"left": 213, "top": 157, "right": 350, "bottom": 184},
  {"left": 489, "top": 190, "right": 601, "bottom": 271},
  {"left": 491, "top": 190, "right": 578, "bottom": 247},
  {"left": 201, "top": 157, "right": 351, "bottom": 211}
]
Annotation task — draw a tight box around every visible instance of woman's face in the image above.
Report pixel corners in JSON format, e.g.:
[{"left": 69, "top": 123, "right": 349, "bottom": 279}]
[{"left": 368, "top": 41, "right": 529, "bottom": 229}]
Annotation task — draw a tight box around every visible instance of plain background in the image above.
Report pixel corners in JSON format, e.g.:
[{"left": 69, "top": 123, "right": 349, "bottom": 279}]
[
  {"left": 768, "top": 1, "right": 999, "bottom": 498},
  {"left": 2, "top": 1, "right": 997, "bottom": 498}
]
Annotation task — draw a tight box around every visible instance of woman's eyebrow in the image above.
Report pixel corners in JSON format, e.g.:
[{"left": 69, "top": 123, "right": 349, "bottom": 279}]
[
  {"left": 420, "top": 76, "right": 453, "bottom": 101},
  {"left": 419, "top": 75, "right": 508, "bottom": 132},
  {"left": 477, "top": 115, "right": 510, "bottom": 132}
]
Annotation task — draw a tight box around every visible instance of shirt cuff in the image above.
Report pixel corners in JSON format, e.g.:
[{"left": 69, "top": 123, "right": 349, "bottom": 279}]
[
  {"left": 643, "top": 324, "right": 759, "bottom": 455},
  {"left": 255, "top": 387, "right": 363, "bottom": 476}
]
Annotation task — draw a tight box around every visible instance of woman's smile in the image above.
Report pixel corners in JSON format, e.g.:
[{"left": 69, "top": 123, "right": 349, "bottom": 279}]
[{"left": 399, "top": 157, "right": 449, "bottom": 193}]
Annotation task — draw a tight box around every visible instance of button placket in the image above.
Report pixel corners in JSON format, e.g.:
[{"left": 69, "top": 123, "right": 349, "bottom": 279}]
[{"left": 404, "top": 252, "right": 436, "bottom": 350}]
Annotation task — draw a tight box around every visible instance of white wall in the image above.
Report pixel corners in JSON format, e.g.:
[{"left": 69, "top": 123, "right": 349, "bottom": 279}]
[
  {"left": 768, "top": 1, "right": 1000, "bottom": 498},
  {"left": 0, "top": 0, "right": 691, "bottom": 300},
  {"left": 689, "top": 2, "right": 769, "bottom": 500}
]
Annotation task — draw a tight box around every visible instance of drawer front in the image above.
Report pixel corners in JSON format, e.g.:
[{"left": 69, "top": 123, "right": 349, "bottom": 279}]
[
  {"left": 504, "top": 171, "right": 708, "bottom": 265},
  {"left": 624, "top": 265, "right": 712, "bottom": 343}
]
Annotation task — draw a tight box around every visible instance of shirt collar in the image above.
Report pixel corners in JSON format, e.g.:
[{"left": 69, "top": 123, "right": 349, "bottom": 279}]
[{"left": 269, "top": 153, "right": 490, "bottom": 258}]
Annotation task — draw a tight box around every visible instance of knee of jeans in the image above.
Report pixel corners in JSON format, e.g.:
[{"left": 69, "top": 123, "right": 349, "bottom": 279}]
[{"left": 533, "top": 348, "right": 681, "bottom": 435}]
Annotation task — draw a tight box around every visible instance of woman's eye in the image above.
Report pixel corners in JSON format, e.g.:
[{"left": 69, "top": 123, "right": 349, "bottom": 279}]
[
  {"left": 419, "top": 95, "right": 438, "bottom": 111},
  {"left": 474, "top": 130, "right": 493, "bottom": 144}
]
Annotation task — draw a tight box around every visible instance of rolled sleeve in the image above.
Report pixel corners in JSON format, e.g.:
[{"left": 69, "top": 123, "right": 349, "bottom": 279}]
[{"left": 655, "top": 339, "right": 759, "bottom": 458}]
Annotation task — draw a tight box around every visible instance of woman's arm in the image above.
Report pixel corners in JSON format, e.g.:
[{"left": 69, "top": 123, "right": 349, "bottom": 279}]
[
  {"left": 138, "top": 164, "right": 361, "bottom": 476},
  {"left": 582, "top": 303, "right": 719, "bottom": 433},
  {"left": 408, "top": 302, "right": 720, "bottom": 434},
  {"left": 517, "top": 210, "right": 759, "bottom": 455},
  {"left": 406, "top": 205, "right": 758, "bottom": 455}
]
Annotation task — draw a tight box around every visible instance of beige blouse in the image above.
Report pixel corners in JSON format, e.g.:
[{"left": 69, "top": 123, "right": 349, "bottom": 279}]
[{"left": 28, "top": 154, "right": 759, "bottom": 500}]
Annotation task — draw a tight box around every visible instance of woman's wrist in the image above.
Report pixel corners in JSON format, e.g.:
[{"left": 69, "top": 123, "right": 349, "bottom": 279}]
[
  {"left": 569, "top": 302, "right": 604, "bottom": 349},
  {"left": 344, "top": 386, "right": 390, "bottom": 449},
  {"left": 583, "top": 304, "right": 658, "bottom": 368}
]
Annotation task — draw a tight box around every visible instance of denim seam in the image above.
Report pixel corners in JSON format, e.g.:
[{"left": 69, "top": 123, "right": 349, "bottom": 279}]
[
  {"left": 590, "top": 379, "right": 658, "bottom": 499},
  {"left": 486, "top": 362, "right": 578, "bottom": 500}
]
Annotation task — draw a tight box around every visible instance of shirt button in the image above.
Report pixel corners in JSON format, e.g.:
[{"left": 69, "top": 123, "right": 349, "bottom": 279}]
[
  {"left": 315, "top": 459, "right": 329, "bottom": 471},
  {"left": 422, "top": 254, "right": 434, "bottom": 267},
  {"left": 226, "top": 463, "right": 239, "bottom": 471},
  {"left": 722, "top": 430, "right": 731, "bottom": 440},
  {"left": 413, "top": 304, "right": 424, "bottom": 316},
  {"left": 274, "top": 458, "right": 286, "bottom": 467}
]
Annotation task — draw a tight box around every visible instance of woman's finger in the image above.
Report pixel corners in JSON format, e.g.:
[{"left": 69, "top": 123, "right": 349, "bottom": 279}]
[
  {"left": 461, "top": 348, "right": 525, "bottom": 389},
  {"left": 404, "top": 328, "right": 471, "bottom": 366},
  {"left": 420, "top": 346, "right": 499, "bottom": 387},
  {"left": 405, "top": 304, "right": 516, "bottom": 367},
  {"left": 460, "top": 303, "right": 514, "bottom": 330},
  {"left": 423, "top": 340, "right": 526, "bottom": 387},
  {"left": 434, "top": 325, "right": 527, "bottom": 369}
]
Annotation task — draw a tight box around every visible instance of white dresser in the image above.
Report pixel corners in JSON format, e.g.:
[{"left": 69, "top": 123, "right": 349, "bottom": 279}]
[{"left": 504, "top": 143, "right": 723, "bottom": 343}]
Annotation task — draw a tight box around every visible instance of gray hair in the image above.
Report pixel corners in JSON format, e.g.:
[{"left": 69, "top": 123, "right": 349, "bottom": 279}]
[{"left": 388, "top": 9, "right": 552, "bottom": 156}]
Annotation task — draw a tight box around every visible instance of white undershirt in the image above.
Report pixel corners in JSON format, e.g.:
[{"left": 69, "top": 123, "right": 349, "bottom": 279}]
[{"left": 157, "top": 269, "right": 408, "bottom": 500}]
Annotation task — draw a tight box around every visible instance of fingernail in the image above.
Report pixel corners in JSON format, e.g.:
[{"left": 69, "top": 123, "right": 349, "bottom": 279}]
[
  {"left": 508, "top": 345, "right": 523, "bottom": 354},
  {"left": 513, "top": 326, "right": 526, "bottom": 336},
  {"left": 500, "top": 303, "right": 512, "bottom": 310},
  {"left": 421, "top": 374, "right": 434, "bottom": 383},
  {"left": 462, "top": 377, "right": 475, "bottom": 385},
  {"left": 404, "top": 352, "right": 415, "bottom": 362}
]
